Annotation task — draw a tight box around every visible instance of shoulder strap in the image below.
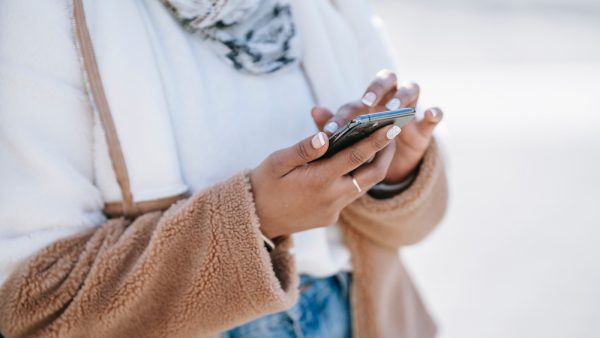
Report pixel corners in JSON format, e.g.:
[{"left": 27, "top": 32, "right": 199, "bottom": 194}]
[
  {"left": 73, "top": 0, "right": 187, "bottom": 218},
  {"left": 73, "top": 0, "right": 136, "bottom": 215}
]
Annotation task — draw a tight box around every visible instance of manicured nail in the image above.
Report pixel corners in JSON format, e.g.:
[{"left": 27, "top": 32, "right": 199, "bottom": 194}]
[
  {"left": 362, "top": 92, "right": 376, "bottom": 106},
  {"left": 386, "top": 126, "right": 401, "bottom": 139},
  {"left": 324, "top": 121, "right": 339, "bottom": 134},
  {"left": 386, "top": 98, "right": 401, "bottom": 110},
  {"left": 430, "top": 109, "right": 438, "bottom": 118},
  {"left": 311, "top": 132, "right": 326, "bottom": 149}
]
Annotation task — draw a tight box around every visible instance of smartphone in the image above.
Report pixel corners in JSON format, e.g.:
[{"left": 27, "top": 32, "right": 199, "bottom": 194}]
[{"left": 323, "top": 108, "right": 416, "bottom": 158}]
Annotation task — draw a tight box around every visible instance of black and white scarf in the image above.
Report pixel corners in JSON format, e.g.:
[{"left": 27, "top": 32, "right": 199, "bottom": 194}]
[{"left": 162, "top": 0, "right": 301, "bottom": 74}]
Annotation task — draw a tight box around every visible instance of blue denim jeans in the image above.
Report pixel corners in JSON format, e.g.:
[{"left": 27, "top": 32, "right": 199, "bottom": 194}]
[{"left": 222, "top": 272, "right": 352, "bottom": 338}]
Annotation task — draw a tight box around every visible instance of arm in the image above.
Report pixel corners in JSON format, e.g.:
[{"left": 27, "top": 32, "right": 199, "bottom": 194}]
[
  {"left": 0, "top": 123, "right": 411, "bottom": 338},
  {"left": 0, "top": 172, "right": 298, "bottom": 338},
  {"left": 340, "top": 139, "right": 448, "bottom": 249}
]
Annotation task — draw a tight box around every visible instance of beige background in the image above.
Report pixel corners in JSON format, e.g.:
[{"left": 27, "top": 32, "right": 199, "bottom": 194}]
[{"left": 371, "top": 0, "right": 600, "bottom": 337}]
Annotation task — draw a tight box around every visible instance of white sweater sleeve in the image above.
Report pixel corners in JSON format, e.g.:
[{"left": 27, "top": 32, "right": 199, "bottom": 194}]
[
  {"left": 0, "top": 0, "right": 105, "bottom": 284},
  {"left": 330, "top": 0, "right": 398, "bottom": 80}
]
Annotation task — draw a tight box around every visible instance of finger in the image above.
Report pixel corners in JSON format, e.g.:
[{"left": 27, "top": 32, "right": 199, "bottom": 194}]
[
  {"left": 361, "top": 69, "right": 398, "bottom": 108},
  {"left": 323, "top": 124, "right": 401, "bottom": 177},
  {"left": 322, "top": 69, "right": 399, "bottom": 135},
  {"left": 341, "top": 143, "right": 395, "bottom": 199},
  {"left": 382, "top": 81, "right": 420, "bottom": 111},
  {"left": 322, "top": 100, "right": 365, "bottom": 135},
  {"left": 267, "top": 132, "right": 329, "bottom": 177},
  {"left": 415, "top": 107, "right": 443, "bottom": 139},
  {"left": 311, "top": 106, "right": 334, "bottom": 131}
]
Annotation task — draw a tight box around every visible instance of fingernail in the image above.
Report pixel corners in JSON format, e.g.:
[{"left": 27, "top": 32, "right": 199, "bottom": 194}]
[
  {"left": 324, "top": 121, "right": 339, "bottom": 134},
  {"left": 311, "top": 132, "right": 326, "bottom": 149},
  {"left": 385, "top": 98, "right": 401, "bottom": 110},
  {"left": 386, "top": 125, "right": 401, "bottom": 140},
  {"left": 430, "top": 109, "right": 438, "bottom": 118},
  {"left": 362, "top": 92, "right": 376, "bottom": 107}
]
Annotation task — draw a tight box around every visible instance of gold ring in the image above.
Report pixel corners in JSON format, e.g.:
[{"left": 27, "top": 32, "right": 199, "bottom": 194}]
[{"left": 351, "top": 177, "right": 362, "bottom": 193}]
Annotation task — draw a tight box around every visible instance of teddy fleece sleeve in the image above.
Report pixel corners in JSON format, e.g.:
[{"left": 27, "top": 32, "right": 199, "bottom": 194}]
[
  {"left": 0, "top": 172, "right": 298, "bottom": 338},
  {"left": 340, "top": 139, "right": 448, "bottom": 249}
]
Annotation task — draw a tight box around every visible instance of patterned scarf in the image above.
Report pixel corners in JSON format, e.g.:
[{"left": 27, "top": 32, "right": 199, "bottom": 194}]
[{"left": 162, "top": 0, "right": 301, "bottom": 74}]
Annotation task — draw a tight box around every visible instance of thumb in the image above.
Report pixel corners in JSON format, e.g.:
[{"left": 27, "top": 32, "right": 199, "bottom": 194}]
[
  {"left": 311, "top": 106, "right": 334, "bottom": 131},
  {"left": 268, "top": 132, "right": 329, "bottom": 176}
]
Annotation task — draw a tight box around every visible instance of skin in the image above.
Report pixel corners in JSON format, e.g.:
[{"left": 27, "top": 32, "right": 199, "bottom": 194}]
[
  {"left": 250, "top": 69, "right": 443, "bottom": 239},
  {"left": 313, "top": 69, "right": 444, "bottom": 184}
]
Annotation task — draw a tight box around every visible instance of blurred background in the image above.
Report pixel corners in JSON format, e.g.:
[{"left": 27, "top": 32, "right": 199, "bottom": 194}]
[{"left": 371, "top": 0, "right": 600, "bottom": 337}]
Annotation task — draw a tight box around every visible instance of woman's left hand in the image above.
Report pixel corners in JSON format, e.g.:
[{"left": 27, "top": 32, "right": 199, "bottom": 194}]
[{"left": 311, "top": 69, "right": 444, "bottom": 184}]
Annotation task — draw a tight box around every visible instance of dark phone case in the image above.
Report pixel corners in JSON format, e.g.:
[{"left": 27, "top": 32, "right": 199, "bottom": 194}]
[{"left": 323, "top": 108, "right": 416, "bottom": 158}]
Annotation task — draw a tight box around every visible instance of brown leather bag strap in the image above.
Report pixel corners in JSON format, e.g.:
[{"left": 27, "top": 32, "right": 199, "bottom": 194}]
[
  {"left": 73, "top": 0, "right": 136, "bottom": 216},
  {"left": 72, "top": 0, "right": 192, "bottom": 218}
]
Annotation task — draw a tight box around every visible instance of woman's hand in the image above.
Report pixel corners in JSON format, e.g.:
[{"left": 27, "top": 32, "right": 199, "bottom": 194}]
[
  {"left": 250, "top": 125, "right": 400, "bottom": 239},
  {"left": 312, "top": 69, "right": 444, "bottom": 184}
]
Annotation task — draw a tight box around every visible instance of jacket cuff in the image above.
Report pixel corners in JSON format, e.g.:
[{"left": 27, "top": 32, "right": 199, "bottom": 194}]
[
  {"left": 354, "top": 139, "right": 442, "bottom": 213},
  {"left": 205, "top": 171, "right": 298, "bottom": 311},
  {"left": 340, "top": 139, "right": 448, "bottom": 248}
]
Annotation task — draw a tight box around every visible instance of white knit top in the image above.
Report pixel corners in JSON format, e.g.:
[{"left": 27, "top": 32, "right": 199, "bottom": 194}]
[{"left": 0, "top": 0, "right": 395, "bottom": 283}]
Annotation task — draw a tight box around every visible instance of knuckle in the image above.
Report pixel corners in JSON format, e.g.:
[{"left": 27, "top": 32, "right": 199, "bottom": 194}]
[
  {"left": 339, "top": 102, "right": 355, "bottom": 112},
  {"left": 348, "top": 148, "right": 368, "bottom": 166},
  {"left": 387, "top": 72, "right": 398, "bottom": 84},
  {"left": 401, "top": 80, "right": 420, "bottom": 96},
  {"left": 266, "top": 151, "right": 279, "bottom": 163},
  {"left": 338, "top": 102, "right": 361, "bottom": 119},
  {"left": 295, "top": 142, "right": 312, "bottom": 162},
  {"left": 266, "top": 151, "right": 284, "bottom": 171},
  {"left": 346, "top": 101, "right": 364, "bottom": 112},
  {"left": 375, "top": 69, "right": 398, "bottom": 87},
  {"left": 407, "top": 81, "right": 420, "bottom": 92},
  {"left": 372, "top": 137, "right": 388, "bottom": 151},
  {"left": 368, "top": 81, "right": 385, "bottom": 93},
  {"left": 340, "top": 101, "right": 367, "bottom": 119},
  {"left": 376, "top": 68, "right": 396, "bottom": 80}
]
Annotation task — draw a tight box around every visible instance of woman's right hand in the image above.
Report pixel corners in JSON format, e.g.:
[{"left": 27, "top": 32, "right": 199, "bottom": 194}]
[{"left": 250, "top": 122, "right": 402, "bottom": 239}]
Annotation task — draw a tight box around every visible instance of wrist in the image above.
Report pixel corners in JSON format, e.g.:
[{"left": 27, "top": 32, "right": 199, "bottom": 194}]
[
  {"left": 384, "top": 156, "right": 423, "bottom": 184},
  {"left": 370, "top": 168, "right": 419, "bottom": 199}
]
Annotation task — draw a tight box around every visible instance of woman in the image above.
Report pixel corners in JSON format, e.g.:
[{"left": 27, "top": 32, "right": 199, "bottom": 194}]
[{"left": 0, "top": 0, "right": 447, "bottom": 337}]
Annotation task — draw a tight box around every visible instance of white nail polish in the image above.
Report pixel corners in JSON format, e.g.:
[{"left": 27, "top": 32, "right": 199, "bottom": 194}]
[
  {"left": 311, "top": 132, "right": 326, "bottom": 149},
  {"left": 362, "top": 92, "right": 376, "bottom": 107},
  {"left": 386, "top": 98, "right": 401, "bottom": 110},
  {"left": 386, "top": 126, "right": 401, "bottom": 140},
  {"left": 324, "top": 121, "right": 339, "bottom": 134}
]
